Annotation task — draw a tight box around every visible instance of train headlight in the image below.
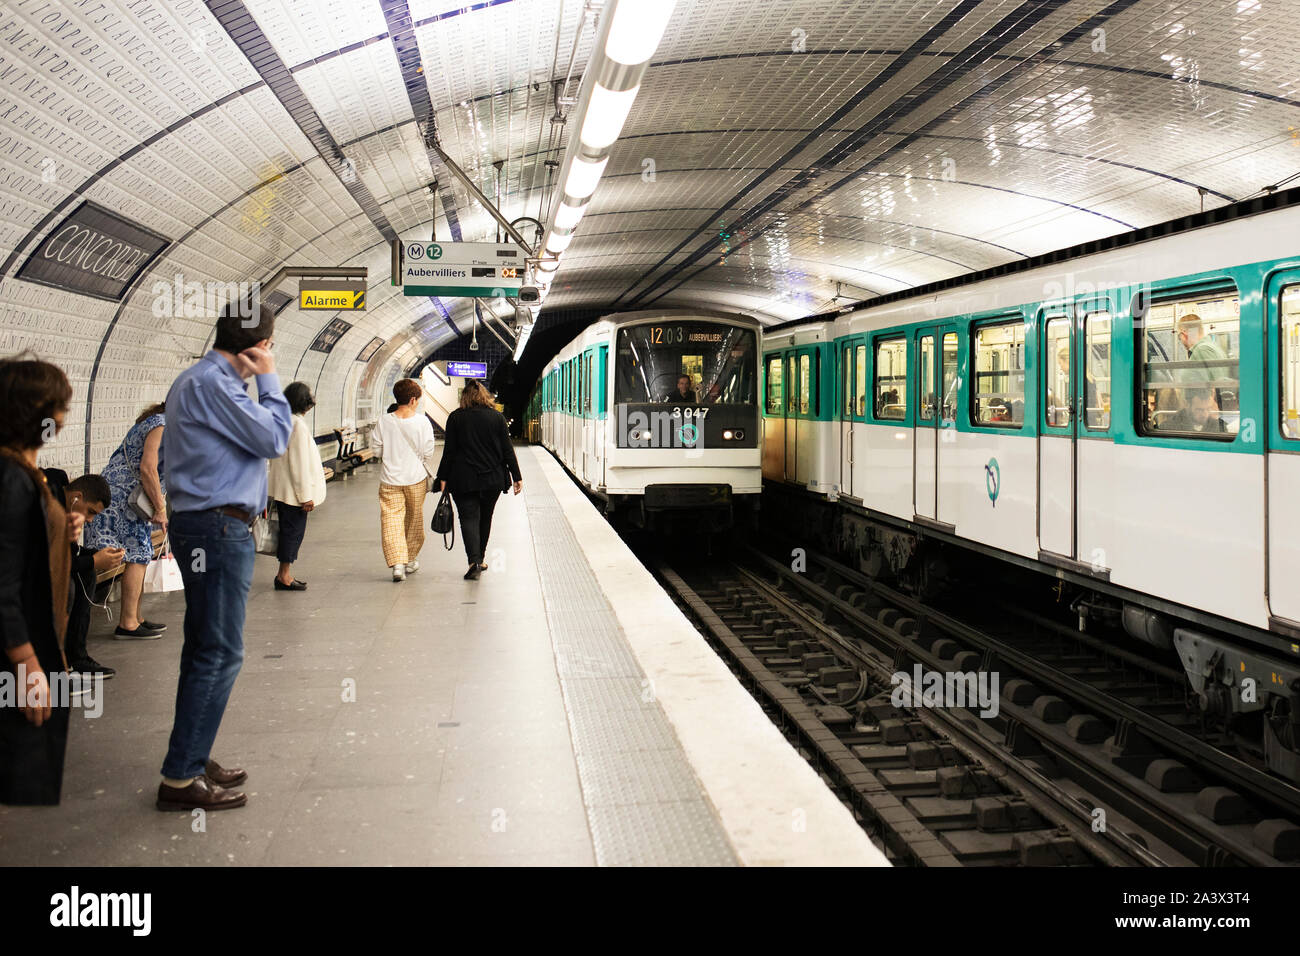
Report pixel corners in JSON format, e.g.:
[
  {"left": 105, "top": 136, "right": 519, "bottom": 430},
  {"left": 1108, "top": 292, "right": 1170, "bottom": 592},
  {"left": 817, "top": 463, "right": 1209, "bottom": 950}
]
[
  {"left": 734, "top": 428, "right": 744, "bottom": 441},
  {"left": 722, "top": 429, "right": 734, "bottom": 440}
]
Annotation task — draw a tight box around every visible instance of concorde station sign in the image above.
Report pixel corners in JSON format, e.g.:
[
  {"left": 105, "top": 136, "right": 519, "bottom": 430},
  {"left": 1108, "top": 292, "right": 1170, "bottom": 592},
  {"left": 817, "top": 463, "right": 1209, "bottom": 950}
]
[{"left": 395, "top": 240, "right": 526, "bottom": 298}]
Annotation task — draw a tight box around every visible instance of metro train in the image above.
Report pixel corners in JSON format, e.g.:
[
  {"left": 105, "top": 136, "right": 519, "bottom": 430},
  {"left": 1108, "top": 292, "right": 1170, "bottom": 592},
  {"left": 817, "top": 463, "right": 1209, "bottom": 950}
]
[
  {"left": 530, "top": 309, "right": 762, "bottom": 530},
  {"left": 760, "top": 194, "right": 1300, "bottom": 780}
]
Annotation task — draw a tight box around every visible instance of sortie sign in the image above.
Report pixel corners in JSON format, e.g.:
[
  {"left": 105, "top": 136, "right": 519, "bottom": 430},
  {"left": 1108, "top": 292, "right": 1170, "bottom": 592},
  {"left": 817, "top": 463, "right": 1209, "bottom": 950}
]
[
  {"left": 299, "top": 279, "right": 366, "bottom": 310},
  {"left": 17, "top": 200, "right": 170, "bottom": 302}
]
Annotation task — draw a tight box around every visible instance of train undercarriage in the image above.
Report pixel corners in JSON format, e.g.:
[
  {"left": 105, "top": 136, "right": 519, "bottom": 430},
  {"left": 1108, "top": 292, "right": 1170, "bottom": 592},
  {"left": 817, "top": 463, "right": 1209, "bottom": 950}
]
[{"left": 761, "top": 479, "right": 1300, "bottom": 785}]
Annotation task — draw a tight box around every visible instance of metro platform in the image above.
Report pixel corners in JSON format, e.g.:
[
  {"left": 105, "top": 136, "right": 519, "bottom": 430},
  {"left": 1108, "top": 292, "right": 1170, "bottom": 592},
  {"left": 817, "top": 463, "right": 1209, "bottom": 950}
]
[{"left": 0, "top": 446, "right": 885, "bottom": 867}]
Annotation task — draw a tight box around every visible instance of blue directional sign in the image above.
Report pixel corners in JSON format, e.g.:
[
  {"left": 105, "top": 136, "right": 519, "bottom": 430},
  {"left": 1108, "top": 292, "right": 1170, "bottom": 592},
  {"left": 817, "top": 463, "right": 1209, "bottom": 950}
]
[{"left": 447, "top": 361, "right": 487, "bottom": 379}]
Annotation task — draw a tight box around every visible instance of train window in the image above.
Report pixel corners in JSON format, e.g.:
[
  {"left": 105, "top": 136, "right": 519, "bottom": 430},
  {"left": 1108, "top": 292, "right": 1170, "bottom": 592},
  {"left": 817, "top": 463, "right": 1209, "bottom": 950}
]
[
  {"left": 1084, "top": 312, "right": 1112, "bottom": 430},
  {"left": 1044, "top": 316, "right": 1071, "bottom": 427},
  {"left": 918, "top": 335, "right": 935, "bottom": 421},
  {"left": 614, "top": 322, "right": 757, "bottom": 405},
  {"left": 874, "top": 337, "right": 907, "bottom": 420},
  {"left": 1138, "top": 291, "right": 1239, "bottom": 438},
  {"left": 765, "top": 356, "right": 783, "bottom": 414},
  {"left": 1283, "top": 286, "right": 1300, "bottom": 439},
  {"left": 941, "top": 332, "right": 958, "bottom": 422},
  {"left": 855, "top": 345, "right": 867, "bottom": 417},
  {"left": 972, "top": 320, "right": 1026, "bottom": 427},
  {"left": 799, "top": 354, "right": 811, "bottom": 415},
  {"left": 842, "top": 345, "right": 853, "bottom": 418},
  {"left": 787, "top": 355, "right": 797, "bottom": 415},
  {"left": 585, "top": 355, "right": 591, "bottom": 413}
]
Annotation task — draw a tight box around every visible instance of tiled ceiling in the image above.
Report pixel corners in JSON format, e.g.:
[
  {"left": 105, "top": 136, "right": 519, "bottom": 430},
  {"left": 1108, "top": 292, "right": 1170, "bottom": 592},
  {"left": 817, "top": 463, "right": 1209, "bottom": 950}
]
[{"left": 0, "top": 0, "right": 1296, "bottom": 468}]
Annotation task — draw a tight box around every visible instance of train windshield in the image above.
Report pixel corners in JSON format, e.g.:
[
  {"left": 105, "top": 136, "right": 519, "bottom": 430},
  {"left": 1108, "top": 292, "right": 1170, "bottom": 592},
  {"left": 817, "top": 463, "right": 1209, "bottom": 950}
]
[{"left": 615, "top": 322, "right": 757, "bottom": 404}]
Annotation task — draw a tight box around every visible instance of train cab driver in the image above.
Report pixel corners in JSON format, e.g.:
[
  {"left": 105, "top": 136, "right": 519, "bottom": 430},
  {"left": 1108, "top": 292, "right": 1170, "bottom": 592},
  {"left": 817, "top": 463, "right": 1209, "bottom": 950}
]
[{"left": 666, "top": 375, "right": 697, "bottom": 403}]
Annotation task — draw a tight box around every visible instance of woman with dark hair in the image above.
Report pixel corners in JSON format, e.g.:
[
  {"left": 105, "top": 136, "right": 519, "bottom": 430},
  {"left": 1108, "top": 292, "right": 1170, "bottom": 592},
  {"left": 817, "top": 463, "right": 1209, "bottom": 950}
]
[
  {"left": 435, "top": 379, "right": 522, "bottom": 581},
  {"left": 0, "top": 355, "right": 81, "bottom": 804},
  {"left": 266, "top": 382, "right": 327, "bottom": 591},
  {"left": 84, "top": 401, "right": 167, "bottom": 638}
]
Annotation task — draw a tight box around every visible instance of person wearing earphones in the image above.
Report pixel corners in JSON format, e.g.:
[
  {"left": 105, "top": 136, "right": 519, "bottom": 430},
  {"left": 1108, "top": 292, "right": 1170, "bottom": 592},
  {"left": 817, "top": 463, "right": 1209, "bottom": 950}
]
[{"left": 42, "top": 469, "right": 123, "bottom": 680}]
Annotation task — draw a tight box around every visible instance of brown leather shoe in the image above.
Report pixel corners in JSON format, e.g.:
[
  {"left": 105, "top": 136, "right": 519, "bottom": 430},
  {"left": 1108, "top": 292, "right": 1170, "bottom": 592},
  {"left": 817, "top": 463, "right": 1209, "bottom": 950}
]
[
  {"left": 205, "top": 759, "right": 248, "bottom": 788},
  {"left": 156, "top": 775, "right": 247, "bottom": 812}
]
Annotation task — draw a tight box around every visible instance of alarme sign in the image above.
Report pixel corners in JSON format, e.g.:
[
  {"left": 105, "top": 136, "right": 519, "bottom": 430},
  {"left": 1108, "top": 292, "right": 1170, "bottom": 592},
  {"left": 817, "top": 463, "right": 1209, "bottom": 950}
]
[{"left": 17, "top": 201, "right": 170, "bottom": 302}]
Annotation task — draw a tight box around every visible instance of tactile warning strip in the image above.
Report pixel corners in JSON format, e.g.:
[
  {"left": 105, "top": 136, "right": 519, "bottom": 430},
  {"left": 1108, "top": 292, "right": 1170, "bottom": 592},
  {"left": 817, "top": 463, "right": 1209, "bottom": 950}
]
[{"left": 524, "top": 469, "right": 737, "bottom": 867}]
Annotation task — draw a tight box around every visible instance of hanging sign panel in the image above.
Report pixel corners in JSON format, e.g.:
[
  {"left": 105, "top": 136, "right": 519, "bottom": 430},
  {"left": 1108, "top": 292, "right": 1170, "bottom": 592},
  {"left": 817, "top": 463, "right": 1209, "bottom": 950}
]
[
  {"left": 300, "top": 279, "right": 366, "bottom": 310},
  {"left": 398, "top": 240, "right": 526, "bottom": 298},
  {"left": 17, "top": 200, "right": 170, "bottom": 302},
  {"left": 446, "top": 361, "right": 487, "bottom": 379}
]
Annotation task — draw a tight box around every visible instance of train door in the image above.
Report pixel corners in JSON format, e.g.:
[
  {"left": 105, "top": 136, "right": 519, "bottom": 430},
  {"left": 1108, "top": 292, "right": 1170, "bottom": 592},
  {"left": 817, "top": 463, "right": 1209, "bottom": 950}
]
[
  {"left": 839, "top": 339, "right": 855, "bottom": 495},
  {"left": 784, "top": 350, "right": 798, "bottom": 481},
  {"left": 914, "top": 329, "right": 937, "bottom": 519},
  {"left": 598, "top": 344, "right": 608, "bottom": 490},
  {"left": 914, "top": 326, "right": 958, "bottom": 522},
  {"left": 1267, "top": 271, "right": 1300, "bottom": 626},
  {"left": 581, "top": 348, "right": 592, "bottom": 484},
  {"left": 936, "top": 329, "right": 959, "bottom": 525},
  {"left": 1038, "top": 308, "right": 1076, "bottom": 558}
]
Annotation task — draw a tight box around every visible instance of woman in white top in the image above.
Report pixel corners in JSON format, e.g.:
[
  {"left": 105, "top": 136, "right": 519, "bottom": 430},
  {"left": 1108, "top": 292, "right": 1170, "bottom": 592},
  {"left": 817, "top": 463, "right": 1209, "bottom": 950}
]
[
  {"left": 267, "top": 382, "right": 328, "bottom": 591},
  {"left": 371, "top": 378, "right": 437, "bottom": 581}
]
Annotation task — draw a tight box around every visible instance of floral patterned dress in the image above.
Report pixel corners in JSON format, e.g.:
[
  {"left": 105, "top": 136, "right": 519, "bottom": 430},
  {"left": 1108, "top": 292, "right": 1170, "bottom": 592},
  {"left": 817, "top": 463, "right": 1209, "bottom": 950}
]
[{"left": 85, "top": 413, "right": 166, "bottom": 564}]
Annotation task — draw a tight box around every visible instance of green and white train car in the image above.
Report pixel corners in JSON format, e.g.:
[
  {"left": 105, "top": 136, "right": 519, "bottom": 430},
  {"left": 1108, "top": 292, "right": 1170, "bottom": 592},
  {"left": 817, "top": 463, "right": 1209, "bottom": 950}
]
[
  {"left": 536, "top": 309, "right": 762, "bottom": 530},
  {"left": 763, "top": 191, "right": 1300, "bottom": 776}
]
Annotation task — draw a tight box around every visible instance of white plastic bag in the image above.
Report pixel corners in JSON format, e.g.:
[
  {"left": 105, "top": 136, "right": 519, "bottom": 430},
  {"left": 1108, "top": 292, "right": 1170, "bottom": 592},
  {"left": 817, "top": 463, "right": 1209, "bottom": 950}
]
[{"left": 142, "top": 543, "right": 185, "bottom": 594}]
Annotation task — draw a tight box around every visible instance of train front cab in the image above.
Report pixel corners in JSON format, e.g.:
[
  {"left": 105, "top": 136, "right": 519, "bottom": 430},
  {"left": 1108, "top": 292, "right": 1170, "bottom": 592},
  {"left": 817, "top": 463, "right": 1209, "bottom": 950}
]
[{"left": 608, "top": 316, "right": 762, "bottom": 531}]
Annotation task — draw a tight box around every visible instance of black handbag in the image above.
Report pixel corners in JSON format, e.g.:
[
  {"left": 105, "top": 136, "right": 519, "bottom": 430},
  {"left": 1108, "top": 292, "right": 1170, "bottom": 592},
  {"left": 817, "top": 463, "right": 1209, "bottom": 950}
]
[{"left": 430, "top": 489, "right": 455, "bottom": 550}]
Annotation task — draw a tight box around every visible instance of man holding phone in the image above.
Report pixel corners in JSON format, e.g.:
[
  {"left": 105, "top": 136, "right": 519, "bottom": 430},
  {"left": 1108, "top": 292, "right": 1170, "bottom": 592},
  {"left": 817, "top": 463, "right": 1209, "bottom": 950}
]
[
  {"left": 156, "top": 299, "right": 292, "bottom": 812},
  {"left": 41, "top": 469, "right": 124, "bottom": 680}
]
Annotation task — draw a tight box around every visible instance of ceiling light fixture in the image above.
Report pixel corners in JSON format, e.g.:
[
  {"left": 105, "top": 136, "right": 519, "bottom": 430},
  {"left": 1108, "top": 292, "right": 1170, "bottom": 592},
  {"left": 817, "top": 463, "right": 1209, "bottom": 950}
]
[
  {"left": 564, "top": 155, "right": 610, "bottom": 199},
  {"left": 527, "top": 0, "right": 677, "bottom": 356},
  {"left": 580, "top": 84, "right": 640, "bottom": 149}
]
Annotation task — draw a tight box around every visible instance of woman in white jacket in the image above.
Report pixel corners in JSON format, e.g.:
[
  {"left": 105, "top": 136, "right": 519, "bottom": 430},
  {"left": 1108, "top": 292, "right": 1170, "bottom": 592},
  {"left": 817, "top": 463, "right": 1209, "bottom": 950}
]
[{"left": 267, "top": 382, "right": 328, "bottom": 591}]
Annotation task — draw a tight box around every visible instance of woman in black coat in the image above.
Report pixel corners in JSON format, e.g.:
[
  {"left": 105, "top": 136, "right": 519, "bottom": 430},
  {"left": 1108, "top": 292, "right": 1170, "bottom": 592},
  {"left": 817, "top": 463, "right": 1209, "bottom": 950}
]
[
  {"left": 0, "top": 355, "right": 80, "bottom": 804},
  {"left": 435, "top": 380, "right": 522, "bottom": 580}
]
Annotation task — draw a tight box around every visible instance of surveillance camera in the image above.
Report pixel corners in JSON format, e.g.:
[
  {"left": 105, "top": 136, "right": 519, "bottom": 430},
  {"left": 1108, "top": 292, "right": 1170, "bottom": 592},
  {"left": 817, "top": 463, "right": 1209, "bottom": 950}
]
[{"left": 517, "top": 285, "right": 541, "bottom": 305}]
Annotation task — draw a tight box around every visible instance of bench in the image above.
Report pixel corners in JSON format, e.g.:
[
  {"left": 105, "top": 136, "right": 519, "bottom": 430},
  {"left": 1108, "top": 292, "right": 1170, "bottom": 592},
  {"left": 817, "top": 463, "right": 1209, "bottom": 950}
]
[
  {"left": 316, "top": 425, "right": 373, "bottom": 479},
  {"left": 93, "top": 527, "right": 167, "bottom": 602}
]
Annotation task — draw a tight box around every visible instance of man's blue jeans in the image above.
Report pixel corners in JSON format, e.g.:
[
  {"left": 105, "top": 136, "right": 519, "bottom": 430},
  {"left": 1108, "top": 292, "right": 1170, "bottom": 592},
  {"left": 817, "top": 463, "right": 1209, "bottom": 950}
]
[{"left": 161, "top": 510, "right": 255, "bottom": 780}]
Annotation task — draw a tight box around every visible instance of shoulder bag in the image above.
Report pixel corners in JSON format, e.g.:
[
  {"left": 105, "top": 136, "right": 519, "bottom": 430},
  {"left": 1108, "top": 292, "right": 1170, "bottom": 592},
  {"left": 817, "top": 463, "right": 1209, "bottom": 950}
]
[
  {"left": 128, "top": 481, "right": 156, "bottom": 522},
  {"left": 394, "top": 416, "right": 436, "bottom": 494}
]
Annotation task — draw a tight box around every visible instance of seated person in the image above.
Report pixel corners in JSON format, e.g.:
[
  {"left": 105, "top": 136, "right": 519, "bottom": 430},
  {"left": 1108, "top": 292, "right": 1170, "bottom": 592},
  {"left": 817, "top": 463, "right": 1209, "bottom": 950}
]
[
  {"left": 664, "top": 375, "right": 696, "bottom": 403},
  {"left": 40, "top": 469, "right": 123, "bottom": 678},
  {"left": 1161, "top": 389, "right": 1228, "bottom": 434}
]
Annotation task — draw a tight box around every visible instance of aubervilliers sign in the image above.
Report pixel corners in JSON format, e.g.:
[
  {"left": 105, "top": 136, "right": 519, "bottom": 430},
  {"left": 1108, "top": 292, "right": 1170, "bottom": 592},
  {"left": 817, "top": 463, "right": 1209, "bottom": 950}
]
[{"left": 395, "top": 239, "right": 526, "bottom": 298}]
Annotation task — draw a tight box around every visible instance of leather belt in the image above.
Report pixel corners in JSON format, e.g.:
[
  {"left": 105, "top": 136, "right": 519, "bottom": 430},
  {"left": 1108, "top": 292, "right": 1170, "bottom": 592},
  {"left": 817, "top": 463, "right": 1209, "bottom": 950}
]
[{"left": 214, "top": 505, "right": 255, "bottom": 525}]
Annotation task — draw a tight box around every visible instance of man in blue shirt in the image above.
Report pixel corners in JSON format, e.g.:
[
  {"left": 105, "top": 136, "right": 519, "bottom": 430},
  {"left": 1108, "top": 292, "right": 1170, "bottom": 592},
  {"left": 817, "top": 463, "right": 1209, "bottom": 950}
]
[{"left": 156, "top": 300, "right": 292, "bottom": 812}]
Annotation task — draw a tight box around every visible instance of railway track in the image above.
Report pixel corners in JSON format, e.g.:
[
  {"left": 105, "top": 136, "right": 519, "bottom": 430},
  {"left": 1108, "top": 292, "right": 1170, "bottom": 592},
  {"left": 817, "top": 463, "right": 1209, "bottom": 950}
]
[{"left": 648, "top": 541, "right": 1300, "bottom": 867}]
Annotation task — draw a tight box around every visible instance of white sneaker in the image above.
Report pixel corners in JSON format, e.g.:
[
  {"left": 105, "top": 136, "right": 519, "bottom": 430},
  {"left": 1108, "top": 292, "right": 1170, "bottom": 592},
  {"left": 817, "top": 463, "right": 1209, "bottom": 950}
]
[
  {"left": 392, "top": 563, "right": 406, "bottom": 581},
  {"left": 406, "top": 560, "right": 419, "bottom": 574}
]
